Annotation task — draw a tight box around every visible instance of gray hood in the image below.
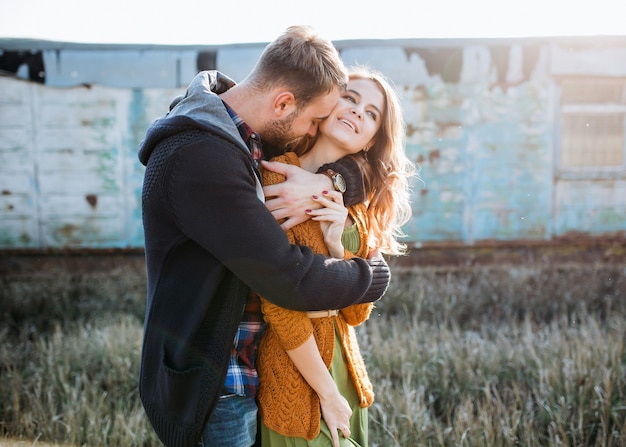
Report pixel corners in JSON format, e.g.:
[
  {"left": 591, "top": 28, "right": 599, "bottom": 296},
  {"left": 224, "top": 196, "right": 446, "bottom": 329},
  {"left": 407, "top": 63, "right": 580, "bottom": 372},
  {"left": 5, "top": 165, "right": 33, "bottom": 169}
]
[
  {"left": 167, "top": 70, "right": 239, "bottom": 136},
  {"left": 138, "top": 70, "right": 246, "bottom": 167}
]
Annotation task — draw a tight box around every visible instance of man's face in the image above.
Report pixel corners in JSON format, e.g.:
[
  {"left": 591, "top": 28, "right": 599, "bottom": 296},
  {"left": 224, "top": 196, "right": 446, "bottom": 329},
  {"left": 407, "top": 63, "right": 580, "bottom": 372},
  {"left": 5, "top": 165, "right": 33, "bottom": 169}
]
[{"left": 260, "top": 87, "right": 341, "bottom": 150}]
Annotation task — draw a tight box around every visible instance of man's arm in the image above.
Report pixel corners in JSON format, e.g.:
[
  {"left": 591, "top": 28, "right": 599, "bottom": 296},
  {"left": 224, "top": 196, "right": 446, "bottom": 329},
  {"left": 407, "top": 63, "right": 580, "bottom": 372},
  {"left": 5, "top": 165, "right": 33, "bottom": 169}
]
[
  {"left": 261, "top": 156, "right": 364, "bottom": 230},
  {"left": 172, "top": 140, "right": 388, "bottom": 311}
]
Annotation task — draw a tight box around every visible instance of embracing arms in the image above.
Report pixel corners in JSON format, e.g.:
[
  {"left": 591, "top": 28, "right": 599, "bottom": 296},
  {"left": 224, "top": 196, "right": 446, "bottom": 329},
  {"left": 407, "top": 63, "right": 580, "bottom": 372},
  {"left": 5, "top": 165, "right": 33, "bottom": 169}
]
[
  {"left": 168, "top": 139, "right": 389, "bottom": 311},
  {"left": 261, "top": 155, "right": 365, "bottom": 230}
]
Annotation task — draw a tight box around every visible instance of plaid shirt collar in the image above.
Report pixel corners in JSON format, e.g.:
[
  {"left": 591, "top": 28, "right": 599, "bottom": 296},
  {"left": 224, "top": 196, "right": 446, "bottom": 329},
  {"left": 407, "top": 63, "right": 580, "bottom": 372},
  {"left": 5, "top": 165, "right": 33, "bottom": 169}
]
[{"left": 222, "top": 100, "right": 263, "bottom": 166}]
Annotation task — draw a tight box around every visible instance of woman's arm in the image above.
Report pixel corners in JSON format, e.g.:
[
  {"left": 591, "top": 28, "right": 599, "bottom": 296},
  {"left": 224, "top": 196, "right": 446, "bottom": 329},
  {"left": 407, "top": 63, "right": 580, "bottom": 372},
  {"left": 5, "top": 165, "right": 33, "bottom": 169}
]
[
  {"left": 286, "top": 336, "right": 352, "bottom": 447},
  {"left": 260, "top": 298, "right": 352, "bottom": 446}
]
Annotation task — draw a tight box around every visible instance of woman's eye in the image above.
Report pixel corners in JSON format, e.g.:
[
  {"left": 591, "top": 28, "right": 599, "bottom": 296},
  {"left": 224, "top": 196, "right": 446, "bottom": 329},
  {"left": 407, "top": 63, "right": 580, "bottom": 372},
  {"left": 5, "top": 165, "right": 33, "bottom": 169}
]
[
  {"left": 343, "top": 94, "right": 356, "bottom": 103},
  {"left": 367, "top": 111, "right": 377, "bottom": 121}
]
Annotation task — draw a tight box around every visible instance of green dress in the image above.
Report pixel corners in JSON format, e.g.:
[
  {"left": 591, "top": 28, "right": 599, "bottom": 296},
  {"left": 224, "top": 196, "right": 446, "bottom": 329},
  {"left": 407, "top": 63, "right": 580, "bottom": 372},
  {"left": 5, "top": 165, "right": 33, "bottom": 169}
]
[
  {"left": 260, "top": 225, "right": 368, "bottom": 447},
  {"left": 260, "top": 327, "right": 368, "bottom": 446}
]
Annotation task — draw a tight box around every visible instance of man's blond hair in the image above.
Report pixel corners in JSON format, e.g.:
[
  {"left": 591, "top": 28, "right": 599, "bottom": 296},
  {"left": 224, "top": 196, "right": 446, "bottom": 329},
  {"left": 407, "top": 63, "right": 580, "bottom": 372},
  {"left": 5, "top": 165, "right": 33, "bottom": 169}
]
[{"left": 247, "top": 25, "right": 348, "bottom": 108}]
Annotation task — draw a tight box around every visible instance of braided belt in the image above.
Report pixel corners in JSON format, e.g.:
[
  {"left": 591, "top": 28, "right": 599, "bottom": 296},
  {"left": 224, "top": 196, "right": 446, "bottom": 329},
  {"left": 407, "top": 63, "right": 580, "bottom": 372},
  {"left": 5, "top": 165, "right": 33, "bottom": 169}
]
[{"left": 305, "top": 309, "right": 339, "bottom": 318}]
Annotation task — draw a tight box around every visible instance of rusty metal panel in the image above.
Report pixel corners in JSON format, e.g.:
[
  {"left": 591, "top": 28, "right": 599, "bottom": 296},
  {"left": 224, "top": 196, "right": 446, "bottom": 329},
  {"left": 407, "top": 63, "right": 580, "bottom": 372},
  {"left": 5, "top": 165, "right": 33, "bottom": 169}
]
[
  {"left": 33, "top": 84, "right": 126, "bottom": 248},
  {"left": 41, "top": 216, "right": 127, "bottom": 248},
  {"left": 39, "top": 193, "right": 124, "bottom": 249},
  {"left": 0, "top": 78, "right": 39, "bottom": 248},
  {"left": 0, "top": 75, "right": 183, "bottom": 249},
  {"left": 0, "top": 185, "right": 39, "bottom": 248}
]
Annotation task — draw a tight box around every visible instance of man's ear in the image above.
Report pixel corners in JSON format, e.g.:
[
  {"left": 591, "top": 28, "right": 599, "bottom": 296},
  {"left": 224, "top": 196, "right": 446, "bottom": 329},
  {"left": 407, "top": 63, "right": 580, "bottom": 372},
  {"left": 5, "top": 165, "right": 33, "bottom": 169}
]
[{"left": 272, "top": 91, "right": 297, "bottom": 117}]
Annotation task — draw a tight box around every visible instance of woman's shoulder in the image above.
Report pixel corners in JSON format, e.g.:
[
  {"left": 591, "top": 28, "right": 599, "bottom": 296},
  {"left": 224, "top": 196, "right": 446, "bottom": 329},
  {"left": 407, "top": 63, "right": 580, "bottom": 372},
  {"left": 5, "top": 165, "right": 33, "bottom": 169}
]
[
  {"left": 269, "top": 151, "right": 299, "bottom": 166},
  {"left": 262, "top": 152, "right": 300, "bottom": 187}
]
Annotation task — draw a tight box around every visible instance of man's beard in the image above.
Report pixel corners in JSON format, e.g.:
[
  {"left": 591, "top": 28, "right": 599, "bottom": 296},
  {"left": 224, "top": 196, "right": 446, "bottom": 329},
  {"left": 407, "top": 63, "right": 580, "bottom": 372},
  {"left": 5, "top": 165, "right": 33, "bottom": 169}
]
[{"left": 259, "top": 112, "right": 302, "bottom": 159}]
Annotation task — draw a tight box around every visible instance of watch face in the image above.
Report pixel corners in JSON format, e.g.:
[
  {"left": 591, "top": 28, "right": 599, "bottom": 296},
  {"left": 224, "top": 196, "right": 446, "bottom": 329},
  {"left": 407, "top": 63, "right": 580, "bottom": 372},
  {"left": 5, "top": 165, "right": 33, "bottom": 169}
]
[{"left": 334, "top": 173, "right": 346, "bottom": 193}]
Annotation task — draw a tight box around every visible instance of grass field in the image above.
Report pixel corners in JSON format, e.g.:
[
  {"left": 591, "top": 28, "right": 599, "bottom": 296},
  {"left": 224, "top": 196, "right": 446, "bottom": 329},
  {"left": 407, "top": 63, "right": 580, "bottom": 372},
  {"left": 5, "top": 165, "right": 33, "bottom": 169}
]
[
  {"left": 1, "top": 440, "right": 73, "bottom": 447},
  {"left": 1, "top": 248, "right": 625, "bottom": 446}
]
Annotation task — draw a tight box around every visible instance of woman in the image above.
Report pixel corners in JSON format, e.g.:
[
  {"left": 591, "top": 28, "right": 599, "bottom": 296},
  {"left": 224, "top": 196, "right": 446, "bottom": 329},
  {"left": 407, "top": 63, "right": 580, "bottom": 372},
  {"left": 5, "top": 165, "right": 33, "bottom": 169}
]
[{"left": 257, "top": 67, "right": 415, "bottom": 447}]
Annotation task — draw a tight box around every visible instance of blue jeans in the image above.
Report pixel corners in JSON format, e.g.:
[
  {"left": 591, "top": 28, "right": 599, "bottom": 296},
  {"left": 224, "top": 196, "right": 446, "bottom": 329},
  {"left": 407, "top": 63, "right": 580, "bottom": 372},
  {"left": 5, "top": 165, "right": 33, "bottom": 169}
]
[{"left": 198, "top": 394, "right": 257, "bottom": 447}]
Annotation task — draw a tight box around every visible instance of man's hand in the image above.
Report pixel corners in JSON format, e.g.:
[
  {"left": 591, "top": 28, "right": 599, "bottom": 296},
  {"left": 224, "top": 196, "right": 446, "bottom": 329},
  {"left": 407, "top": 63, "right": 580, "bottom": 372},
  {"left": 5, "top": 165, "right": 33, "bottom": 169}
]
[{"left": 261, "top": 160, "right": 333, "bottom": 230}]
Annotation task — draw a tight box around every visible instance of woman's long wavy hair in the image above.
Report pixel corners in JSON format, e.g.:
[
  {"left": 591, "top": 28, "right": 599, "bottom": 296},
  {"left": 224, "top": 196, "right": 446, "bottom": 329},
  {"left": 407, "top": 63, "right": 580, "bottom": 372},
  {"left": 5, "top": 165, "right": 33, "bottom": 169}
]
[{"left": 294, "top": 66, "right": 417, "bottom": 256}]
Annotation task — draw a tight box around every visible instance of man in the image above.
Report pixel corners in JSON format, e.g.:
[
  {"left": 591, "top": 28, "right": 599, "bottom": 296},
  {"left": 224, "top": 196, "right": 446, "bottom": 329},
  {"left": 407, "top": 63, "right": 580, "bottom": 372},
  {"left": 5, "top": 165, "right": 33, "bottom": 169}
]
[{"left": 137, "top": 26, "right": 390, "bottom": 447}]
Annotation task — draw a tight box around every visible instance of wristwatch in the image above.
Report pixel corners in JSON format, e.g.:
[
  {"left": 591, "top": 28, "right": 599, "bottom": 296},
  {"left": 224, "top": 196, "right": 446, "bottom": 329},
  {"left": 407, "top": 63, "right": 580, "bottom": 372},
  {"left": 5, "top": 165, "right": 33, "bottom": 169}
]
[{"left": 324, "top": 168, "right": 346, "bottom": 194}]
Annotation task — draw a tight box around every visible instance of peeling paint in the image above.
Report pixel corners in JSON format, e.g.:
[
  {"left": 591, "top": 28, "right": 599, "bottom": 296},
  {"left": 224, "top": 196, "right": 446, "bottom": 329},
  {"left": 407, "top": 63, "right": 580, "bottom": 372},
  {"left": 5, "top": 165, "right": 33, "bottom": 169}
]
[
  {"left": 85, "top": 194, "right": 98, "bottom": 208},
  {"left": 0, "top": 36, "right": 625, "bottom": 249}
]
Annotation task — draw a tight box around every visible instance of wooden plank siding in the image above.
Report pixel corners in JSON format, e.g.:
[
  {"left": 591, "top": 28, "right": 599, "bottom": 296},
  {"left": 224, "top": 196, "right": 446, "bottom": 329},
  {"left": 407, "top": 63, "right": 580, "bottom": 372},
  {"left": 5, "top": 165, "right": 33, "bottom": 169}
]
[
  {"left": 1, "top": 36, "right": 625, "bottom": 249},
  {"left": 0, "top": 75, "right": 181, "bottom": 248}
]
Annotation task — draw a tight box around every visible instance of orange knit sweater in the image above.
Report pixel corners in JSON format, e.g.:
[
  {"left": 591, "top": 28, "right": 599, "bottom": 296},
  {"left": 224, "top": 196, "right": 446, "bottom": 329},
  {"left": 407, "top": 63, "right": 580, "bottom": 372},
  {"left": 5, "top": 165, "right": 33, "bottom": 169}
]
[{"left": 257, "top": 152, "right": 375, "bottom": 440}]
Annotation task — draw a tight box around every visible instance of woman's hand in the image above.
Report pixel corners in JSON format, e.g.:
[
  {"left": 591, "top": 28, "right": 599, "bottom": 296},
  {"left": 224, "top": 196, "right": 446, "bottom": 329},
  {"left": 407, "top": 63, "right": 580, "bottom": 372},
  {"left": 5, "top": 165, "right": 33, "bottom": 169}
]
[
  {"left": 318, "top": 388, "right": 352, "bottom": 447},
  {"left": 307, "top": 190, "right": 348, "bottom": 258},
  {"left": 285, "top": 336, "right": 352, "bottom": 447}
]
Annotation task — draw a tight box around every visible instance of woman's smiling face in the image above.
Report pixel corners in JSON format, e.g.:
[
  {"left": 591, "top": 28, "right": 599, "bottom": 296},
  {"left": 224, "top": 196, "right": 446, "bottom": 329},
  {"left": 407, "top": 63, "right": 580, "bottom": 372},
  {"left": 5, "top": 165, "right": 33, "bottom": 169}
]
[{"left": 319, "top": 78, "right": 385, "bottom": 156}]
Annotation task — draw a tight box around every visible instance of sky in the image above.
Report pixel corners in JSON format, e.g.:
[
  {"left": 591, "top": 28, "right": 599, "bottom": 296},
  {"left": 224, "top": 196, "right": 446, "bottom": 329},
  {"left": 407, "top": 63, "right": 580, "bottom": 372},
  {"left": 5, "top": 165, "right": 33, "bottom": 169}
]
[{"left": 1, "top": 0, "right": 624, "bottom": 46}]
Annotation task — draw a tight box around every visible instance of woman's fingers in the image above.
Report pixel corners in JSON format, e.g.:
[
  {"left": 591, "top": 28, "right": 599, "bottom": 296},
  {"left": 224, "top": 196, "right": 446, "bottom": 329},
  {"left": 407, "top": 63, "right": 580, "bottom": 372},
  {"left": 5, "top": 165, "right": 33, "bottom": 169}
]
[
  {"left": 339, "top": 424, "right": 351, "bottom": 438},
  {"left": 329, "top": 422, "right": 351, "bottom": 447},
  {"left": 307, "top": 193, "right": 347, "bottom": 223},
  {"left": 330, "top": 428, "right": 340, "bottom": 447},
  {"left": 321, "top": 189, "right": 345, "bottom": 206}
]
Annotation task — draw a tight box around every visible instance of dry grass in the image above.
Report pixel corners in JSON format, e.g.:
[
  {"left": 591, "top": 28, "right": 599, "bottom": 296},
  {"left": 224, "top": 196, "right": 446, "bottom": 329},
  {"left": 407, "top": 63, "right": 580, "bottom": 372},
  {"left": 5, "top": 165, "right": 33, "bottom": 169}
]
[
  {"left": 363, "top": 314, "right": 625, "bottom": 446},
  {"left": 1, "top": 439, "right": 74, "bottom": 447},
  {"left": 0, "top": 316, "right": 157, "bottom": 446},
  {"left": 1, "top": 253, "right": 625, "bottom": 446}
]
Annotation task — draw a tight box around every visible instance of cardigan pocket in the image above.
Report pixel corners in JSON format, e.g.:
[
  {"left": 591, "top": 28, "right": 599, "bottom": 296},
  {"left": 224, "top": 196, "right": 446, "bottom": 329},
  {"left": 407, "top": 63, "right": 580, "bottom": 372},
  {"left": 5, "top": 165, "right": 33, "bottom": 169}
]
[{"left": 151, "top": 346, "right": 207, "bottom": 429}]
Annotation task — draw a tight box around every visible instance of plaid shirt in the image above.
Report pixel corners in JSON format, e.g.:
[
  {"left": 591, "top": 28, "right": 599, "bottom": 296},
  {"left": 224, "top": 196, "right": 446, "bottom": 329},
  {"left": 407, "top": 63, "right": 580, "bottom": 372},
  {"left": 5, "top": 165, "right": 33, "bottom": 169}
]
[{"left": 222, "top": 101, "right": 266, "bottom": 398}]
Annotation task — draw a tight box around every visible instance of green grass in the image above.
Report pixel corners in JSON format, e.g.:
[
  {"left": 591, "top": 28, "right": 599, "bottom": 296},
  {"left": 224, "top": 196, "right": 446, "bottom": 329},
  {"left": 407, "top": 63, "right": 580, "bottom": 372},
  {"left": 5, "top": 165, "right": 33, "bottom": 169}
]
[{"left": 1, "top": 254, "right": 625, "bottom": 446}]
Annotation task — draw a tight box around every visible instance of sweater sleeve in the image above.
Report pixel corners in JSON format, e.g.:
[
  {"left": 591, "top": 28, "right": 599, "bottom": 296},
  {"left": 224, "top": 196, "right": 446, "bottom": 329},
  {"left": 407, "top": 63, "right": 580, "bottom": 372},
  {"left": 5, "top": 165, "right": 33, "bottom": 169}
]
[
  {"left": 260, "top": 298, "right": 315, "bottom": 351},
  {"left": 340, "top": 303, "right": 373, "bottom": 326},
  {"left": 317, "top": 155, "right": 364, "bottom": 207},
  {"left": 169, "top": 141, "right": 384, "bottom": 310}
]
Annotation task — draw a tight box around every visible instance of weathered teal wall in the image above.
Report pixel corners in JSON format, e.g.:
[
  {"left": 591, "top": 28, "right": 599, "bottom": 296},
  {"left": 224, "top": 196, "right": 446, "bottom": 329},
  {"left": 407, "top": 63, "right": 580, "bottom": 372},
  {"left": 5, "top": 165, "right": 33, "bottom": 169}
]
[
  {"left": 0, "top": 80, "right": 178, "bottom": 248},
  {"left": 401, "top": 82, "right": 554, "bottom": 243},
  {"left": 1, "top": 36, "right": 625, "bottom": 249}
]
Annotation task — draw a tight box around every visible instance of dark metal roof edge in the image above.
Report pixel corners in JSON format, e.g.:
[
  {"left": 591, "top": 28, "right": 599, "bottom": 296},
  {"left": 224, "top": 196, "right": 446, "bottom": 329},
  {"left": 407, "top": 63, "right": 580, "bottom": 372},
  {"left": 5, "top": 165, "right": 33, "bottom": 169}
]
[
  {"left": 1, "top": 35, "right": 626, "bottom": 51},
  {"left": 0, "top": 38, "right": 261, "bottom": 51}
]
